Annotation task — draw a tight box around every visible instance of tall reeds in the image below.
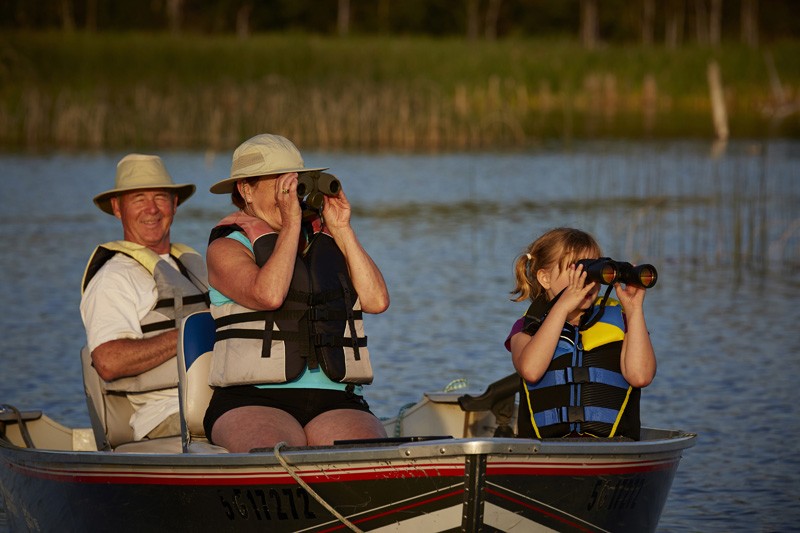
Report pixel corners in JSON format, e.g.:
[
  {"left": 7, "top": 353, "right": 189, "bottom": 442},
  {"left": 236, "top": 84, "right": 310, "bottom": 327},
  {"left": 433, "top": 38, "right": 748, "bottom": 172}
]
[{"left": 1, "top": 32, "right": 798, "bottom": 151}]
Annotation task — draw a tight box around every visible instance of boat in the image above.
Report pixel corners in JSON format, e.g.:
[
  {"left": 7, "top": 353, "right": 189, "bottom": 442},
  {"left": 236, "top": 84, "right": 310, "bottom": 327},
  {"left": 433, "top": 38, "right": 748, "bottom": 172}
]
[{"left": 0, "top": 312, "right": 696, "bottom": 532}]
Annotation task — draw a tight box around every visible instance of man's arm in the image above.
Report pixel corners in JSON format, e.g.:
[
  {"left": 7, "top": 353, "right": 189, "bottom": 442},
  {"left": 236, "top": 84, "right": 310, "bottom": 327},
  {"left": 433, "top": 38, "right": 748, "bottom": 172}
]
[
  {"left": 91, "top": 329, "right": 178, "bottom": 381},
  {"left": 81, "top": 254, "right": 178, "bottom": 382}
]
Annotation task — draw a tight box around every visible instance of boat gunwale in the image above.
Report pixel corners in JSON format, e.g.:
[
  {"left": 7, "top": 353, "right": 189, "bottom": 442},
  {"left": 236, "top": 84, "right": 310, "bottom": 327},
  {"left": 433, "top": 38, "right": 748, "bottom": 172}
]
[{"left": 1, "top": 426, "right": 696, "bottom": 468}]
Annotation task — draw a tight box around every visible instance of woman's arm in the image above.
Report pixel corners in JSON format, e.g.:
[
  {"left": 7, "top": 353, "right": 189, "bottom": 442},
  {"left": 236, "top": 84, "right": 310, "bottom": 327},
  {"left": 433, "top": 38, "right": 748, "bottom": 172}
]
[
  {"left": 323, "top": 189, "right": 390, "bottom": 314},
  {"left": 207, "top": 226, "right": 300, "bottom": 310},
  {"left": 208, "top": 173, "right": 305, "bottom": 310}
]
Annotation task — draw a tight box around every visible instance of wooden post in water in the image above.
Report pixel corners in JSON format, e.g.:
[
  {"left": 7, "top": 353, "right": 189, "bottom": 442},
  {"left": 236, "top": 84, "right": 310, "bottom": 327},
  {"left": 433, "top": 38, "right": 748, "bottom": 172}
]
[{"left": 707, "top": 61, "right": 729, "bottom": 142}]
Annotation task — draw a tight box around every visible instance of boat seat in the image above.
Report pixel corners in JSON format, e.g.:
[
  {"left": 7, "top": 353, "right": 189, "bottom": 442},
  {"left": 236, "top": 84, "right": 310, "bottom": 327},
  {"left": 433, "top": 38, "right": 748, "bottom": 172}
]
[
  {"left": 458, "top": 373, "right": 520, "bottom": 437},
  {"left": 177, "top": 310, "right": 228, "bottom": 453},
  {"left": 80, "top": 345, "right": 182, "bottom": 453}
]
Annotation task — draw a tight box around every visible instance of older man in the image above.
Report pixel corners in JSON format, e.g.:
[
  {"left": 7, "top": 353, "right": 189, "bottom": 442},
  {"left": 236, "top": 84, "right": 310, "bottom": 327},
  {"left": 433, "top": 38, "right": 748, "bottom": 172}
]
[{"left": 80, "top": 154, "right": 208, "bottom": 443}]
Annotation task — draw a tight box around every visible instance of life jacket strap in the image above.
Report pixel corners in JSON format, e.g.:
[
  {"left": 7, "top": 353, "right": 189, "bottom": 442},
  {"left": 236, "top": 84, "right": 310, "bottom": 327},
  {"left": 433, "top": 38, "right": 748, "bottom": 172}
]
[
  {"left": 533, "top": 406, "right": 621, "bottom": 428},
  {"left": 214, "top": 310, "right": 306, "bottom": 328},
  {"left": 338, "top": 272, "right": 361, "bottom": 361},
  {"left": 141, "top": 320, "right": 174, "bottom": 334},
  {"left": 285, "top": 287, "right": 343, "bottom": 306},
  {"left": 312, "top": 333, "right": 368, "bottom": 348},
  {"left": 215, "top": 328, "right": 306, "bottom": 345},
  {"left": 307, "top": 308, "right": 363, "bottom": 321},
  {"left": 154, "top": 293, "right": 209, "bottom": 310},
  {"left": 531, "top": 367, "right": 630, "bottom": 390},
  {"left": 579, "top": 284, "right": 614, "bottom": 330}
]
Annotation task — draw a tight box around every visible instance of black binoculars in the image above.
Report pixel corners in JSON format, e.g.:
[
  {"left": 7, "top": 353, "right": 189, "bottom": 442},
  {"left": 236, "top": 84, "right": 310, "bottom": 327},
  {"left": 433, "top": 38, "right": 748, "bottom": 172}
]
[
  {"left": 297, "top": 170, "right": 341, "bottom": 211},
  {"left": 575, "top": 257, "right": 658, "bottom": 289}
]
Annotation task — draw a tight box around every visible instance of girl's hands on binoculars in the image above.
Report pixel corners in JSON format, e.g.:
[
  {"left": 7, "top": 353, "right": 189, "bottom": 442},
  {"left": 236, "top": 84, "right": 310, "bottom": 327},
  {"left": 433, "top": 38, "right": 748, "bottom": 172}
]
[
  {"left": 614, "top": 280, "right": 646, "bottom": 311},
  {"left": 556, "top": 264, "right": 597, "bottom": 313}
]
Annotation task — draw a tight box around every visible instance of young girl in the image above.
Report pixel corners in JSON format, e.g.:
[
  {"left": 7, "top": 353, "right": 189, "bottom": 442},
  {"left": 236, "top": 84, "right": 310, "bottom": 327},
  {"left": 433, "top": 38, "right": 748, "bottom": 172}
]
[{"left": 506, "top": 228, "right": 656, "bottom": 440}]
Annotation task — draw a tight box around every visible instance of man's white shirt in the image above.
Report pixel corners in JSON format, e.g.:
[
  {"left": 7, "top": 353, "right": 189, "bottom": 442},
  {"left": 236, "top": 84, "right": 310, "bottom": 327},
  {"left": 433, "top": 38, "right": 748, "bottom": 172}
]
[{"left": 80, "top": 253, "right": 180, "bottom": 440}]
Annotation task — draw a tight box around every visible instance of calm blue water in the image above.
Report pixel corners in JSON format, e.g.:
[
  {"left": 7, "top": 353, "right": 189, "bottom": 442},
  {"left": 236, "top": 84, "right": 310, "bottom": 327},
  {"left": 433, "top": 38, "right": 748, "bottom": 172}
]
[{"left": 1, "top": 140, "right": 799, "bottom": 531}]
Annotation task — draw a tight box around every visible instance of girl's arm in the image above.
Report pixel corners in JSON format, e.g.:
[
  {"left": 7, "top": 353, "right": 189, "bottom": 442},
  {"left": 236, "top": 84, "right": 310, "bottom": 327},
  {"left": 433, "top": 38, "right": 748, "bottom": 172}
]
[
  {"left": 511, "top": 309, "right": 569, "bottom": 382},
  {"left": 616, "top": 284, "right": 657, "bottom": 387},
  {"left": 512, "top": 265, "right": 594, "bottom": 382}
]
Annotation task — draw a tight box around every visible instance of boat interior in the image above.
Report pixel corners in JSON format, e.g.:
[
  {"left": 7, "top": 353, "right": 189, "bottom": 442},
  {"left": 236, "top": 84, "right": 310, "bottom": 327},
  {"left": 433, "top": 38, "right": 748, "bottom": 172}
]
[{"left": 2, "top": 311, "right": 522, "bottom": 454}]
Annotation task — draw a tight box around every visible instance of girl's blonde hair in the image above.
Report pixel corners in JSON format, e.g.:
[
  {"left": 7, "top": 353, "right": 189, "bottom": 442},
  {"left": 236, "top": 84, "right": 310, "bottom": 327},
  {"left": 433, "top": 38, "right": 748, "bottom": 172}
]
[{"left": 510, "top": 227, "right": 603, "bottom": 302}]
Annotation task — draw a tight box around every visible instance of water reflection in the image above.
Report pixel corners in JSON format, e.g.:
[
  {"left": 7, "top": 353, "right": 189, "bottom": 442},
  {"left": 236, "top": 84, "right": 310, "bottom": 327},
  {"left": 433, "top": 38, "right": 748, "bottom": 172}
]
[{"left": 0, "top": 140, "right": 798, "bottom": 532}]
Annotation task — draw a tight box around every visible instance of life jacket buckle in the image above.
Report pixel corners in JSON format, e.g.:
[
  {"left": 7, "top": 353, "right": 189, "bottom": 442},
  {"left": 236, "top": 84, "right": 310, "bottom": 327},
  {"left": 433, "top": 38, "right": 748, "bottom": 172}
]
[
  {"left": 571, "top": 367, "right": 590, "bottom": 384},
  {"left": 568, "top": 406, "right": 585, "bottom": 423}
]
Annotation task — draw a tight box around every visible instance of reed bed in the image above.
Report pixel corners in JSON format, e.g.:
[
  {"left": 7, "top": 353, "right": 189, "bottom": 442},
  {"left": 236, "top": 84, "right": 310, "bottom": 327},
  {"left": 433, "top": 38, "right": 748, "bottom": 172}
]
[{"left": 1, "top": 32, "right": 798, "bottom": 151}]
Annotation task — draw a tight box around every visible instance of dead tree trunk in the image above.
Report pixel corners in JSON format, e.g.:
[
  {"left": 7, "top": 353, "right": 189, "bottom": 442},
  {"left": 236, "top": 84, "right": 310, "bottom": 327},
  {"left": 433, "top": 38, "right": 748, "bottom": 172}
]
[
  {"left": 338, "top": 0, "right": 350, "bottom": 37},
  {"left": 86, "top": 0, "right": 97, "bottom": 31},
  {"left": 709, "top": 0, "right": 722, "bottom": 47},
  {"left": 166, "top": 0, "right": 183, "bottom": 34},
  {"left": 694, "top": 0, "right": 708, "bottom": 44},
  {"left": 666, "top": 0, "right": 685, "bottom": 49},
  {"left": 60, "top": 0, "right": 75, "bottom": 32},
  {"left": 236, "top": 2, "right": 253, "bottom": 39},
  {"left": 642, "top": 0, "right": 655, "bottom": 46},
  {"left": 580, "top": 0, "right": 599, "bottom": 50},
  {"left": 378, "top": 0, "right": 391, "bottom": 34},
  {"left": 467, "top": 0, "right": 480, "bottom": 41},
  {"left": 741, "top": 0, "right": 758, "bottom": 48},
  {"left": 485, "top": 0, "right": 502, "bottom": 41}
]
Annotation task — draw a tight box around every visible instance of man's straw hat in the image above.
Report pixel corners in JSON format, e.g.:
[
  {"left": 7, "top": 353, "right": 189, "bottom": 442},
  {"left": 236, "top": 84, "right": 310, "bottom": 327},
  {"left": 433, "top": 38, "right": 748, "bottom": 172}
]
[
  {"left": 93, "top": 154, "right": 195, "bottom": 215},
  {"left": 210, "top": 134, "right": 327, "bottom": 194}
]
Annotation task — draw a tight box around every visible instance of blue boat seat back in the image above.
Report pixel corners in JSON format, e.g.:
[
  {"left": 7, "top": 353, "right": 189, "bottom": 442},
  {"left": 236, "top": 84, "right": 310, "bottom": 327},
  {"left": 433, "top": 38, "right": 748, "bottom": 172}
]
[
  {"left": 180, "top": 310, "right": 216, "bottom": 370},
  {"left": 177, "top": 311, "right": 224, "bottom": 452}
]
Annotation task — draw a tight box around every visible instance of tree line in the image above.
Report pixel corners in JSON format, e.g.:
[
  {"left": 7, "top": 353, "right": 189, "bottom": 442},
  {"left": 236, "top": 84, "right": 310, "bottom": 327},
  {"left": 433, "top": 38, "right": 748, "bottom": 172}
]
[{"left": 4, "top": 0, "right": 798, "bottom": 47}]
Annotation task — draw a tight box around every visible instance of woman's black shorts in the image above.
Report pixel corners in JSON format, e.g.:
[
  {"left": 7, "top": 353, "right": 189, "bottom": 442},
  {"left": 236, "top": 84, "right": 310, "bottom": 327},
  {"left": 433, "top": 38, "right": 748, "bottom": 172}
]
[{"left": 203, "top": 385, "right": 374, "bottom": 440}]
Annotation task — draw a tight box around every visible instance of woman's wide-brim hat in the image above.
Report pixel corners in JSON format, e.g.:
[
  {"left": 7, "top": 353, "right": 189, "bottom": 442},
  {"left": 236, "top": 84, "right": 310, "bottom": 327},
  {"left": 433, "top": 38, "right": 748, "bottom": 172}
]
[
  {"left": 93, "top": 154, "right": 195, "bottom": 215},
  {"left": 210, "top": 133, "right": 327, "bottom": 194}
]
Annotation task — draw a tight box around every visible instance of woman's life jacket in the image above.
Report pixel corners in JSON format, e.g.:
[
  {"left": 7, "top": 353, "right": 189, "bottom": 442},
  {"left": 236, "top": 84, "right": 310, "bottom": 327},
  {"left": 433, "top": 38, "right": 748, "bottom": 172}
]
[
  {"left": 519, "top": 298, "right": 641, "bottom": 439},
  {"left": 207, "top": 212, "right": 372, "bottom": 387},
  {"left": 81, "top": 241, "right": 210, "bottom": 392}
]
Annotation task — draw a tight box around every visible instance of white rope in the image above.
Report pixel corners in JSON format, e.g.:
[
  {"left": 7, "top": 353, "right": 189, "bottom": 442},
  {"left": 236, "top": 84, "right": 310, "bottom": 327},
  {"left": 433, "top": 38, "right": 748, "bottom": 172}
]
[
  {"left": 393, "top": 402, "right": 417, "bottom": 437},
  {"left": 273, "top": 441, "right": 364, "bottom": 533},
  {"left": 443, "top": 378, "right": 468, "bottom": 392}
]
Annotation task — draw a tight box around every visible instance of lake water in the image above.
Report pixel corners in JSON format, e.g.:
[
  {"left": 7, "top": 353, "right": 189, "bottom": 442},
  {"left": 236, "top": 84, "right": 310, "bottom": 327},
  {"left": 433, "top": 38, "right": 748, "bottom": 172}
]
[{"left": 1, "top": 140, "right": 799, "bottom": 532}]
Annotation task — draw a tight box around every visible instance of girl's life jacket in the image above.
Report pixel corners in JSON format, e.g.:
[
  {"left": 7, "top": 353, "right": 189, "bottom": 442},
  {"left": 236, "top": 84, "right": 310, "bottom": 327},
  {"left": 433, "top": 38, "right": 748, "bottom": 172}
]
[{"left": 519, "top": 297, "right": 641, "bottom": 440}]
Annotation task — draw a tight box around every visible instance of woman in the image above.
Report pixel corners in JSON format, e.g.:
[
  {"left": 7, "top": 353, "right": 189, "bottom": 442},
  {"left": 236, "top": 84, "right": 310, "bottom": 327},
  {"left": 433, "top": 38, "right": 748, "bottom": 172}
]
[{"left": 203, "top": 134, "right": 389, "bottom": 452}]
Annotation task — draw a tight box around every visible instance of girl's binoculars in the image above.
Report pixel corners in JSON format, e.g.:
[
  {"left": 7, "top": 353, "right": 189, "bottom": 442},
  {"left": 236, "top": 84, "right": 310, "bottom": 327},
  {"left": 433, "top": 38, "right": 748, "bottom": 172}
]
[
  {"left": 575, "top": 257, "right": 658, "bottom": 289},
  {"left": 297, "top": 171, "right": 341, "bottom": 210}
]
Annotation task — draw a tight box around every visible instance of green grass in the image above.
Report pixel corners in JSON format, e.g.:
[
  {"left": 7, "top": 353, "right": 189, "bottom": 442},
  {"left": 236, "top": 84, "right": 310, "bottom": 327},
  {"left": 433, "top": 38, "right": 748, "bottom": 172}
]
[{"left": 1, "top": 31, "right": 798, "bottom": 150}]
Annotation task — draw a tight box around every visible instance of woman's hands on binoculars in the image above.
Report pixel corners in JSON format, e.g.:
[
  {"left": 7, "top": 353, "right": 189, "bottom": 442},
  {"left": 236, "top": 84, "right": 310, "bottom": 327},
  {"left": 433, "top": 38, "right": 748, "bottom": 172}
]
[
  {"left": 274, "top": 173, "right": 302, "bottom": 224},
  {"left": 321, "top": 188, "right": 351, "bottom": 230}
]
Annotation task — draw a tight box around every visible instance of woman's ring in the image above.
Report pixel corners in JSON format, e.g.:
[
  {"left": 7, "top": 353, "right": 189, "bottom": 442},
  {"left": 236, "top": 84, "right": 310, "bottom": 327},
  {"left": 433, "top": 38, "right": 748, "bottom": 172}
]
[{"left": 281, "top": 188, "right": 290, "bottom": 194}]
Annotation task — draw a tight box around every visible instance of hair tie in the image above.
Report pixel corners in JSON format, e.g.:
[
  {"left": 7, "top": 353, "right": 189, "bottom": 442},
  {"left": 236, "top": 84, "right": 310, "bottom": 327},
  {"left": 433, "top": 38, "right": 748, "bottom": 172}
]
[{"left": 525, "top": 253, "right": 532, "bottom": 261}]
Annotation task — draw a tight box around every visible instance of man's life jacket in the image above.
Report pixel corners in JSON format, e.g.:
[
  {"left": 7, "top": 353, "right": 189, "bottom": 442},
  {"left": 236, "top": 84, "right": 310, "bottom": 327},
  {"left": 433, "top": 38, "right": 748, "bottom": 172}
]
[
  {"left": 519, "top": 298, "right": 640, "bottom": 439},
  {"left": 81, "top": 241, "right": 210, "bottom": 392},
  {"left": 207, "top": 212, "right": 372, "bottom": 387}
]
